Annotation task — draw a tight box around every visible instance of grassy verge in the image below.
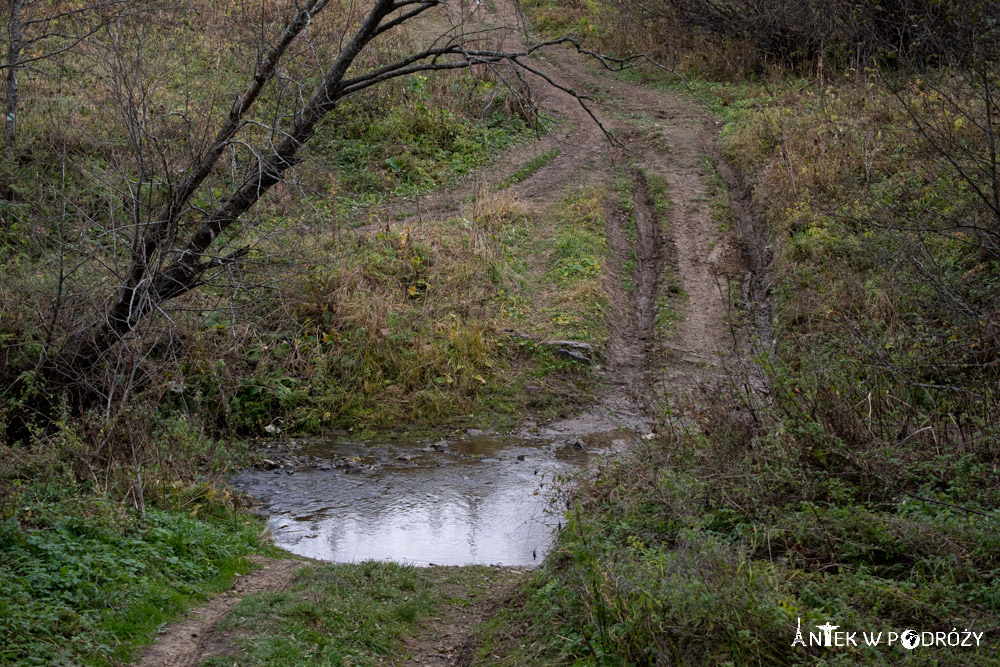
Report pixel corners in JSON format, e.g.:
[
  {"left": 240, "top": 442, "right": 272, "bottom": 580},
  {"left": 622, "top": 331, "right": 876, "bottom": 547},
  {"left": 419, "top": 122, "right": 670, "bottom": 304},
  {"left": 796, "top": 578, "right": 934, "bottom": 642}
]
[
  {"left": 487, "top": 4, "right": 1000, "bottom": 664},
  {"left": 200, "top": 561, "right": 432, "bottom": 666},
  {"left": 200, "top": 563, "right": 504, "bottom": 666},
  {"left": 0, "top": 476, "right": 268, "bottom": 666},
  {"left": 169, "top": 182, "right": 605, "bottom": 440},
  {"left": 500, "top": 182, "right": 610, "bottom": 344},
  {"left": 477, "top": 425, "right": 999, "bottom": 665}
]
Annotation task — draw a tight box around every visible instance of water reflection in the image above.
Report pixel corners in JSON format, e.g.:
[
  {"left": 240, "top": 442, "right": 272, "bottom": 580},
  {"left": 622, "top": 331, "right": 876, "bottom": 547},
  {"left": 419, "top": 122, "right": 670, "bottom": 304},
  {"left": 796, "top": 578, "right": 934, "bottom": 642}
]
[{"left": 232, "top": 435, "right": 602, "bottom": 567}]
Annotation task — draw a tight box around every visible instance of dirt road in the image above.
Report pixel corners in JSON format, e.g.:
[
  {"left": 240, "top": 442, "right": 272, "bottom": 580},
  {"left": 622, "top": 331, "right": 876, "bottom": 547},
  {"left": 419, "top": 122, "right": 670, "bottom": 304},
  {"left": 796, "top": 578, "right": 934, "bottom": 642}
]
[{"left": 138, "top": 1, "right": 739, "bottom": 664}]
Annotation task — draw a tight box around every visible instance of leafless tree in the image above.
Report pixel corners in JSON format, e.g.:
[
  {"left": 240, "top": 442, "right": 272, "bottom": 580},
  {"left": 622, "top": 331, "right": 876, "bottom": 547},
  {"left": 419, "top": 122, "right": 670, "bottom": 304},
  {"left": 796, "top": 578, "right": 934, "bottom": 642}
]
[
  {"left": 12, "top": 0, "right": 616, "bottom": 428},
  {"left": 2, "top": 0, "right": 139, "bottom": 199}
]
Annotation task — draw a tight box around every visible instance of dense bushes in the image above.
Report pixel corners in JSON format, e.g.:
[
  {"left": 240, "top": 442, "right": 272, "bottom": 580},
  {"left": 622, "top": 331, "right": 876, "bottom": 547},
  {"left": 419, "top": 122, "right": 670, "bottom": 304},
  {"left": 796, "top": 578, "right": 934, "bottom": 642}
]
[
  {"left": 488, "top": 3, "right": 1000, "bottom": 664},
  {"left": 527, "top": 0, "right": 1000, "bottom": 76},
  {"left": 632, "top": 0, "right": 999, "bottom": 66}
]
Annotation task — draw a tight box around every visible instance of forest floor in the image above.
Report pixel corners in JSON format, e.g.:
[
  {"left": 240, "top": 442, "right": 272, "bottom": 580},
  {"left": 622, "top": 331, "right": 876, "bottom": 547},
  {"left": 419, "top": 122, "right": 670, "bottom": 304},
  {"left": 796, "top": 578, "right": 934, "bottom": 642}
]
[{"left": 137, "top": 1, "right": 743, "bottom": 664}]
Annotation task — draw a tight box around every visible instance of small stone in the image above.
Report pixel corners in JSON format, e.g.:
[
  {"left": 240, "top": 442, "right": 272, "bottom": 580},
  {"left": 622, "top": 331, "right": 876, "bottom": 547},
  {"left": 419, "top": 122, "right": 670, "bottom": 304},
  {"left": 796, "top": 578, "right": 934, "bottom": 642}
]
[
  {"left": 545, "top": 340, "right": 594, "bottom": 354},
  {"left": 555, "top": 348, "right": 591, "bottom": 364}
]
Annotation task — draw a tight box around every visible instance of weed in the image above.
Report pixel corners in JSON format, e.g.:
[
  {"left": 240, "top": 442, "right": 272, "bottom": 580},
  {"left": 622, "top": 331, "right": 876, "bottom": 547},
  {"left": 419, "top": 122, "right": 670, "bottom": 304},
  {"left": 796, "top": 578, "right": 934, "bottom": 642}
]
[
  {"left": 497, "top": 148, "right": 562, "bottom": 189},
  {"left": 201, "top": 562, "right": 432, "bottom": 666},
  {"left": 0, "top": 477, "right": 264, "bottom": 666}
]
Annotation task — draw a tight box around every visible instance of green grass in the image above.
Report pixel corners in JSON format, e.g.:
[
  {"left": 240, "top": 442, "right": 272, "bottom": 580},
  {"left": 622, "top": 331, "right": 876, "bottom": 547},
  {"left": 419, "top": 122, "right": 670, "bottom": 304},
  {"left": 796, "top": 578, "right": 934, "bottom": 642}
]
[
  {"left": 0, "top": 485, "right": 266, "bottom": 666},
  {"left": 477, "top": 427, "right": 1000, "bottom": 666},
  {"left": 643, "top": 169, "right": 673, "bottom": 224},
  {"left": 497, "top": 148, "right": 562, "bottom": 189},
  {"left": 311, "top": 91, "right": 531, "bottom": 218},
  {"left": 200, "top": 563, "right": 508, "bottom": 666},
  {"left": 479, "top": 8, "right": 1000, "bottom": 666},
  {"left": 0, "top": 2, "right": 536, "bottom": 445},
  {"left": 168, "top": 183, "right": 604, "bottom": 439},
  {"left": 532, "top": 185, "right": 610, "bottom": 342},
  {"left": 200, "top": 561, "right": 431, "bottom": 666}
]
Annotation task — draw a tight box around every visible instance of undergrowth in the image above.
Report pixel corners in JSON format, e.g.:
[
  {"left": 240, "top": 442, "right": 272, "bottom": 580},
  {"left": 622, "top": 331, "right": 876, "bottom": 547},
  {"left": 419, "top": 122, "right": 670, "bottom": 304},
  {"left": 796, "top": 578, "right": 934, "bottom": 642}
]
[
  {"left": 0, "top": 465, "right": 266, "bottom": 666},
  {"left": 199, "top": 563, "right": 504, "bottom": 666},
  {"left": 482, "top": 415, "right": 999, "bottom": 665},
  {"left": 485, "top": 4, "right": 1000, "bottom": 665}
]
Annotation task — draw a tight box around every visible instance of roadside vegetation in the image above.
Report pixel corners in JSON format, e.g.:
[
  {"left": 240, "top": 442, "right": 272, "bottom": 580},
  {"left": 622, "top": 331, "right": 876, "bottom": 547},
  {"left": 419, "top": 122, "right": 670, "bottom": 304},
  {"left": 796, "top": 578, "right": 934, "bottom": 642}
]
[
  {"left": 0, "top": 457, "right": 265, "bottom": 665},
  {"left": 0, "top": 1, "right": 602, "bottom": 663},
  {"left": 198, "top": 563, "right": 510, "bottom": 666},
  {"left": 480, "top": 1, "right": 1000, "bottom": 665}
]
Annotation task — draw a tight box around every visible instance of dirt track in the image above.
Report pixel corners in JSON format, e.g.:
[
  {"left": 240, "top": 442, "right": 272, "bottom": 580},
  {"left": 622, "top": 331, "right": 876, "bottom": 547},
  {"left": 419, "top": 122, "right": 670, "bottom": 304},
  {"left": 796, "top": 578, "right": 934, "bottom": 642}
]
[
  {"left": 139, "top": 558, "right": 304, "bottom": 667},
  {"left": 396, "top": 4, "right": 738, "bottom": 658},
  {"left": 137, "top": 1, "right": 740, "bottom": 664}
]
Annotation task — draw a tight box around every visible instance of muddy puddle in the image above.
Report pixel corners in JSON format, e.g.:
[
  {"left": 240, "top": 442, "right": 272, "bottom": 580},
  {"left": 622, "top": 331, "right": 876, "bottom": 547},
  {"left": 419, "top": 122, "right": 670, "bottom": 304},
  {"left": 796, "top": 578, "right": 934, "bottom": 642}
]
[{"left": 232, "top": 431, "right": 629, "bottom": 567}]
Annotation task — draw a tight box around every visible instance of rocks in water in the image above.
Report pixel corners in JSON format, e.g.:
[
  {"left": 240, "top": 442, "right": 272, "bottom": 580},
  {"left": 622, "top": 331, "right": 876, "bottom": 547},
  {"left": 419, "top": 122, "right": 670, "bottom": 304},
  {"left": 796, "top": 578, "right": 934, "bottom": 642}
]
[{"left": 554, "top": 437, "right": 588, "bottom": 453}]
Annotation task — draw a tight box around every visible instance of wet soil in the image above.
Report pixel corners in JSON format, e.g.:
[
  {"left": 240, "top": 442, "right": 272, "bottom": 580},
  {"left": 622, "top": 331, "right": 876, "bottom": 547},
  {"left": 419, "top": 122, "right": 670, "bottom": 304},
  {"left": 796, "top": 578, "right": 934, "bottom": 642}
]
[
  {"left": 384, "top": 3, "right": 742, "bottom": 656},
  {"left": 399, "top": 566, "right": 525, "bottom": 666}
]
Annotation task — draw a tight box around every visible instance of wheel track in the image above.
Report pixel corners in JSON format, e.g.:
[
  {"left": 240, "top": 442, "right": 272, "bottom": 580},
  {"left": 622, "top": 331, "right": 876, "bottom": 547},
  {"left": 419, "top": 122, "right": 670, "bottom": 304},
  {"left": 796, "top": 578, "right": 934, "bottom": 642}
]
[{"left": 135, "top": 1, "right": 746, "bottom": 664}]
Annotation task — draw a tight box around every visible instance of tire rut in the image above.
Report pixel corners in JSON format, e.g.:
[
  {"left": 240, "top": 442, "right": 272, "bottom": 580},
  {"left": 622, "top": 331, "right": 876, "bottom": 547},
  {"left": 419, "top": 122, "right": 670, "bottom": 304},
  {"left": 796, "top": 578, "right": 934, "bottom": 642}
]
[
  {"left": 137, "top": 558, "right": 304, "bottom": 667},
  {"left": 136, "top": 3, "right": 749, "bottom": 665},
  {"left": 604, "top": 159, "right": 666, "bottom": 385}
]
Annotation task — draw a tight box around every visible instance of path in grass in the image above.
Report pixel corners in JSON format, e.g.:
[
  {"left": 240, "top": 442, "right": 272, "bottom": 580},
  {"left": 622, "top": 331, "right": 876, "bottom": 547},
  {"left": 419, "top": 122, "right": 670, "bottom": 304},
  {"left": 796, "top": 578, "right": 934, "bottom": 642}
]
[
  {"left": 395, "top": 1, "right": 737, "bottom": 663},
  {"left": 136, "top": 1, "right": 738, "bottom": 664},
  {"left": 139, "top": 558, "right": 303, "bottom": 667}
]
